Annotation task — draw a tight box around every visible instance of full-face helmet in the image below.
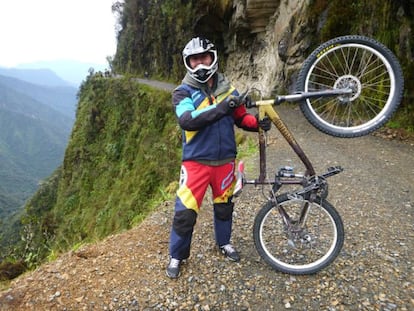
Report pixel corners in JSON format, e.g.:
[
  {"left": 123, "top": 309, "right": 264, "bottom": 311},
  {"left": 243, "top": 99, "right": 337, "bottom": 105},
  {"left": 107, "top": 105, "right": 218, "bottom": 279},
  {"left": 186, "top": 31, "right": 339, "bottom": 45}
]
[{"left": 182, "top": 37, "right": 218, "bottom": 83}]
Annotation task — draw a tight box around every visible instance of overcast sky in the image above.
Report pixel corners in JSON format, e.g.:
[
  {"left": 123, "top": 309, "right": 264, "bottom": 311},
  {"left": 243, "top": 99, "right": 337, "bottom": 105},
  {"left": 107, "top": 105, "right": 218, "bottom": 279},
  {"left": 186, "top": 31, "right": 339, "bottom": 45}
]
[{"left": 0, "top": 0, "right": 118, "bottom": 68}]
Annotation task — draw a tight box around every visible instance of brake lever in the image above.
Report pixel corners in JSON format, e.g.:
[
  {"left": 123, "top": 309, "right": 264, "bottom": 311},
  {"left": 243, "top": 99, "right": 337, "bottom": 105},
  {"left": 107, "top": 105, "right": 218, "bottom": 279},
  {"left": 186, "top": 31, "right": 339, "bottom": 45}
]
[
  {"left": 239, "top": 89, "right": 257, "bottom": 109},
  {"left": 239, "top": 90, "right": 249, "bottom": 102}
]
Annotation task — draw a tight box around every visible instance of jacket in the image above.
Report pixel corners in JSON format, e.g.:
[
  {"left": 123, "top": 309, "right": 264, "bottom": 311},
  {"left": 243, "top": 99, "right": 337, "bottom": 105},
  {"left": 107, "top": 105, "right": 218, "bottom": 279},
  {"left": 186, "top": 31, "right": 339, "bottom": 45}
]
[{"left": 172, "top": 73, "right": 258, "bottom": 162}]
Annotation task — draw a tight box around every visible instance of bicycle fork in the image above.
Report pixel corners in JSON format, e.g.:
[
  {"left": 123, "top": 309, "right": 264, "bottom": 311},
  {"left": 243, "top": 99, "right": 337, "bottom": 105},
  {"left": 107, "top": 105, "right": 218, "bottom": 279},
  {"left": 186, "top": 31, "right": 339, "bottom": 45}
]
[{"left": 276, "top": 190, "right": 319, "bottom": 248}]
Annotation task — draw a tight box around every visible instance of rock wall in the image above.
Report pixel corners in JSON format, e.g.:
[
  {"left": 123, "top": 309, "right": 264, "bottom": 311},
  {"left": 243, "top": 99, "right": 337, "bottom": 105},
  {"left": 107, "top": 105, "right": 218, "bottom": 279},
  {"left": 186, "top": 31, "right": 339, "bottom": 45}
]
[
  {"left": 246, "top": 0, "right": 280, "bottom": 33},
  {"left": 225, "top": 0, "right": 312, "bottom": 97},
  {"left": 114, "top": 0, "right": 413, "bottom": 126}
]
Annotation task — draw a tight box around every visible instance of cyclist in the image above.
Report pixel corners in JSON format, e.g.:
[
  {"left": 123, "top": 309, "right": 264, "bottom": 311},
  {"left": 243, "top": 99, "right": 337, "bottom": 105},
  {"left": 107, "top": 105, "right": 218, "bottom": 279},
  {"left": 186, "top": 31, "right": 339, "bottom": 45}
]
[{"left": 166, "top": 37, "right": 271, "bottom": 278}]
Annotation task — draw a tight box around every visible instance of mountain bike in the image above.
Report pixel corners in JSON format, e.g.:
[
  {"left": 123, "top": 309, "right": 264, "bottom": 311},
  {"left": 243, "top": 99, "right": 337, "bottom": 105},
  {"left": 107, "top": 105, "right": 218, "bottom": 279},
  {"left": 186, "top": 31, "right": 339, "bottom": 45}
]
[{"left": 233, "top": 35, "right": 404, "bottom": 274}]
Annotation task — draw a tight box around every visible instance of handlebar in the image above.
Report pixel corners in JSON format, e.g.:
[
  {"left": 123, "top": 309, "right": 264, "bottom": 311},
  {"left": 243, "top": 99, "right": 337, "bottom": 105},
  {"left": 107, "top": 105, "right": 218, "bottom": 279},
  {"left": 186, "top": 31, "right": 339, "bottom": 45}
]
[
  {"left": 275, "top": 88, "right": 353, "bottom": 105},
  {"left": 245, "top": 88, "right": 353, "bottom": 108}
]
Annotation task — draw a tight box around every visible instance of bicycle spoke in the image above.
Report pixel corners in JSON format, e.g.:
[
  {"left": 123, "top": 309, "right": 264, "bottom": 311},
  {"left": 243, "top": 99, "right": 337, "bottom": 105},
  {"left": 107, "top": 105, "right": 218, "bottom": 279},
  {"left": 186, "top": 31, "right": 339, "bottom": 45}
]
[
  {"left": 346, "top": 47, "right": 359, "bottom": 75},
  {"left": 327, "top": 55, "right": 342, "bottom": 77},
  {"left": 361, "top": 58, "right": 387, "bottom": 80},
  {"left": 357, "top": 96, "right": 383, "bottom": 119},
  {"left": 298, "top": 35, "right": 403, "bottom": 137},
  {"left": 355, "top": 48, "right": 374, "bottom": 78},
  {"left": 307, "top": 79, "right": 335, "bottom": 91},
  {"left": 258, "top": 199, "right": 338, "bottom": 269}
]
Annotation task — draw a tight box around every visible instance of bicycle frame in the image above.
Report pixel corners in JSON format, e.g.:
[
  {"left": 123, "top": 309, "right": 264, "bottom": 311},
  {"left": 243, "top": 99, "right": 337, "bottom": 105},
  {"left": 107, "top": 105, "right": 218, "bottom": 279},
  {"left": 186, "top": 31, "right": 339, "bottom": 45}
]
[
  {"left": 244, "top": 88, "right": 352, "bottom": 185},
  {"left": 235, "top": 89, "right": 350, "bottom": 240},
  {"left": 245, "top": 35, "right": 401, "bottom": 274}
]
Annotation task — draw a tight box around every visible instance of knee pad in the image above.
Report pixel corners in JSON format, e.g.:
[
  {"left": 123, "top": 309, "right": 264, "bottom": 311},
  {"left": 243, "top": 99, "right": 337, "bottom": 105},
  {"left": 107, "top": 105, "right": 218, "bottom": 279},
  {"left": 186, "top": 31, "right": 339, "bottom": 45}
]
[
  {"left": 173, "top": 209, "right": 197, "bottom": 236},
  {"left": 214, "top": 202, "right": 234, "bottom": 221}
]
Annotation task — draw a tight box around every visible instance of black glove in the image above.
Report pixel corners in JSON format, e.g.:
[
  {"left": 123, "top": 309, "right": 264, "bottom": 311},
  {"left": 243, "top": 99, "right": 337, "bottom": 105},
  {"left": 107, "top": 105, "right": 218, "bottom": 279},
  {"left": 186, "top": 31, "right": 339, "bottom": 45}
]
[{"left": 258, "top": 116, "right": 271, "bottom": 131}]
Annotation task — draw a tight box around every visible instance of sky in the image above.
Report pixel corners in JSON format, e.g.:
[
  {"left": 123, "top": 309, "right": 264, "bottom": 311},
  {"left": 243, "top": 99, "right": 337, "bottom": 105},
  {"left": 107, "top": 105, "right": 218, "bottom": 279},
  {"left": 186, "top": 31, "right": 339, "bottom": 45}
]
[{"left": 0, "top": 0, "right": 118, "bottom": 68}]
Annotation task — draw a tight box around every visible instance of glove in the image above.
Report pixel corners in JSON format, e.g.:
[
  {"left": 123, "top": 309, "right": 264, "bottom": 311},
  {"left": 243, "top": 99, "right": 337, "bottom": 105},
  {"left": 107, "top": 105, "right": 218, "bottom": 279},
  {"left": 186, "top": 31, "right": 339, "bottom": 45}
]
[{"left": 258, "top": 116, "right": 271, "bottom": 131}]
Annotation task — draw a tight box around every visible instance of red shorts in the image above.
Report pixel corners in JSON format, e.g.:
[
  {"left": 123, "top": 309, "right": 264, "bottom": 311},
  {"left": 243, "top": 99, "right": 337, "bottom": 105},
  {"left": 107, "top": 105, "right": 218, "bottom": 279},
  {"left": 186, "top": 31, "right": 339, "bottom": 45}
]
[{"left": 176, "top": 160, "right": 236, "bottom": 212}]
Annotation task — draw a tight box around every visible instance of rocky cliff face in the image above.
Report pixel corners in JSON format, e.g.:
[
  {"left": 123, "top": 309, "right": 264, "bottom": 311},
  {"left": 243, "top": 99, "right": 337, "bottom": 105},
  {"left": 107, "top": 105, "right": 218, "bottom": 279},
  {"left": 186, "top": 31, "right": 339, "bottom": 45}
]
[
  {"left": 245, "top": 0, "right": 280, "bottom": 33},
  {"left": 113, "top": 0, "right": 412, "bottom": 125},
  {"left": 226, "top": 0, "right": 311, "bottom": 96}
]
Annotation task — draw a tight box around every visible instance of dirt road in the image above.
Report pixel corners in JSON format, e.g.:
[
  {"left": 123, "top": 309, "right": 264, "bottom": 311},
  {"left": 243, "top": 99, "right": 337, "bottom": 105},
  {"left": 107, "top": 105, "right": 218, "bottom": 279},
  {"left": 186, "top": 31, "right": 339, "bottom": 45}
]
[{"left": 1, "top": 96, "right": 413, "bottom": 310}]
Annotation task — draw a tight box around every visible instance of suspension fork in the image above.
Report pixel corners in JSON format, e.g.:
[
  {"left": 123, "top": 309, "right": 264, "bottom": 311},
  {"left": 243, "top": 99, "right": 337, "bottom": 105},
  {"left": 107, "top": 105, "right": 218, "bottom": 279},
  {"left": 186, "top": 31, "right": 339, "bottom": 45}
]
[
  {"left": 272, "top": 189, "right": 319, "bottom": 232},
  {"left": 278, "top": 203, "right": 293, "bottom": 228},
  {"left": 298, "top": 191, "right": 318, "bottom": 227}
]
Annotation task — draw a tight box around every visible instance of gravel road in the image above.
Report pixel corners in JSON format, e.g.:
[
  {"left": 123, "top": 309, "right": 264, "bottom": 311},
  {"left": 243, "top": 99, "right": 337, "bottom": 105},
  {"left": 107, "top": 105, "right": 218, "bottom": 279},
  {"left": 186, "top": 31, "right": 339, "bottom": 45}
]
[{"left": 1, "top": 104, "right": 413, "bottom": 311}]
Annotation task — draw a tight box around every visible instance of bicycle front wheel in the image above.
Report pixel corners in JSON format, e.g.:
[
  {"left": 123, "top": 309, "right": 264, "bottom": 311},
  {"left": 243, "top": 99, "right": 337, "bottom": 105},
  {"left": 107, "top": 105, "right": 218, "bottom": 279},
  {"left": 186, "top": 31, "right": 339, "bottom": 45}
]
[
  {"left": 297, "top": 35, "right": 404, "bottom": 137},
  {"left": 253, "top": 194, "right": 344, "bottom": 274}
]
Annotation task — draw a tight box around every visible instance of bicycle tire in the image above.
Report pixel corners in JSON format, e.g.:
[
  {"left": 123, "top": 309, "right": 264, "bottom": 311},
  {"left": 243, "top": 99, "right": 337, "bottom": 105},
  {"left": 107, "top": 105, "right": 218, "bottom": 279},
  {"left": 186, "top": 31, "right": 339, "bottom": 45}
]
[
  {"left": 296, "top": 35, "right": 404, "bottom": 137},
  {"left": 253, "top": 193, "right": 344, "bottom": 274}
]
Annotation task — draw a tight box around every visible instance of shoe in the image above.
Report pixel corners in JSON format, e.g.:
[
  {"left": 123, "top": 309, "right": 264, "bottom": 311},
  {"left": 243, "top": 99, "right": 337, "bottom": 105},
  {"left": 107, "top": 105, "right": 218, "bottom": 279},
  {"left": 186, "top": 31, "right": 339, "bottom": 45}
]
[
  {"left": 220, "top": 244, "right": 240, "bottom": 262},
  {"left": 166, "top": 258, "right": 181, "bottom": 278}
]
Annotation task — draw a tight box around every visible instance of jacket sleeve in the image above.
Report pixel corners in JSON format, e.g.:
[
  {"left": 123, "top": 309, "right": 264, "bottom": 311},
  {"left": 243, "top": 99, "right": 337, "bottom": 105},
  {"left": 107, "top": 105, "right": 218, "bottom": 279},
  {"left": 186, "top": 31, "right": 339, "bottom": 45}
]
[
  {"left": 172, "top": 88, "right": 231, "bottom": 131},
  {"left": 233, "top": 105, "right": 259, "bottom": 132}
]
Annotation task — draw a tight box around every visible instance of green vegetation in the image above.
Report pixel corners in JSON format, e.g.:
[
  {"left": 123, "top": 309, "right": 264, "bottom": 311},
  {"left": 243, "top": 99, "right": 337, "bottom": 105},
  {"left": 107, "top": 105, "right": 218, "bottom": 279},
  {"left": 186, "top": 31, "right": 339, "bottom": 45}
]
[
  {"left": 0, "top": 79, "right": 74, "bottom": 259},
  {"left": 2, "top": 74, "right": 182, "bottom": 269},
  {"left": 112, "top": 0, "right": 233, "bottom": 82},
  {"left": 112, "top": 0, "right": 194, "bottom": 79},
  {"left": 113, "top": 0, "right": 413, "bottom": 131},
  {"left": 2, "top": 0, "right": 413, "bottom": 283},
  {"left": 0, "top": 75, "right": 257, "bottom": 280}
]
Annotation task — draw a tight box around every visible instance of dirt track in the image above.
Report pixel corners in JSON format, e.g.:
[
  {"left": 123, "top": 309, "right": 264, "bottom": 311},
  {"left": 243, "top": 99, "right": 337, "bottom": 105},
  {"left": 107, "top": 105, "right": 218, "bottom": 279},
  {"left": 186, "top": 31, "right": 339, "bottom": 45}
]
[{"left": 1, "top": 102, "right": 413, "bottom": 310}]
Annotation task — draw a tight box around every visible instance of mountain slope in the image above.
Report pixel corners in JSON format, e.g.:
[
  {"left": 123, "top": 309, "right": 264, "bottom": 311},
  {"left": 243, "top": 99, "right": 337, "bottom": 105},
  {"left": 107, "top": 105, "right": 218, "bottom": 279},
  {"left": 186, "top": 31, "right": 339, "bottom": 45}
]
[
  {"left": 0, "top": 67, "right": 72, "bottom": 87},
  {"left": 15, "top": 60, "right": 109, "bottom": 86},
  {"left": 0, "top": 75, "right": 181, "bottom": 266},
  {"left": 0, "top": 74, "right": 77, "bottom": 119},
  {"left": 0, "top": 78, "right": 74, "bottom": 251}
]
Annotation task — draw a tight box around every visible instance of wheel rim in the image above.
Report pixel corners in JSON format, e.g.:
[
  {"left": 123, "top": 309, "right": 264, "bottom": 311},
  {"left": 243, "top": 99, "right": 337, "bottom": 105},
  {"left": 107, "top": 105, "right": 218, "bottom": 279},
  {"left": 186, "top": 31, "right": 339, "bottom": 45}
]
[
  {"left": 304, "top": 43, "right": 396, "bottom": 134},
  {"left": 259, "top": 200, "right": 338, "bottom": 272}
]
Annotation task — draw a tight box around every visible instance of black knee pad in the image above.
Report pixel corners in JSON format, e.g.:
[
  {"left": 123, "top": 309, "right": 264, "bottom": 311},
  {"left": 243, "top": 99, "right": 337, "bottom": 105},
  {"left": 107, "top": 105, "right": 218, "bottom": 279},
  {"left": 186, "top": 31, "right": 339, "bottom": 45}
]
[
  {"left": 214, "top": 202, "right": 234, "bottom": 221},
  {"left": 173, "top": 209, "right": 197, "bottom": 236}
]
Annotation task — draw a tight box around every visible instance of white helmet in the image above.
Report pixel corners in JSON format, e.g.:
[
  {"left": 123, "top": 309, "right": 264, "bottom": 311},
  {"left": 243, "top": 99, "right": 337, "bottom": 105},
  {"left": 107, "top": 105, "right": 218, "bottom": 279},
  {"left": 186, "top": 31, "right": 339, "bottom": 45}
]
[{"left": 182, "top": 37, "right": 218, "bottom": 83}]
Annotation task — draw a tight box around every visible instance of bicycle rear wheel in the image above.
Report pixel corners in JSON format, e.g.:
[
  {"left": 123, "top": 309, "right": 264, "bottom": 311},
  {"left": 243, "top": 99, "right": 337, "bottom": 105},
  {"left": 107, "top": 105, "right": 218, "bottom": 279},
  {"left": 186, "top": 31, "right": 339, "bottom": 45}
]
[
  {"left": 296, "top": 35, "right": 404, "bottom": 137},
  {"left": 253, "top": 194, "right": 344, "bottom": 274}
]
